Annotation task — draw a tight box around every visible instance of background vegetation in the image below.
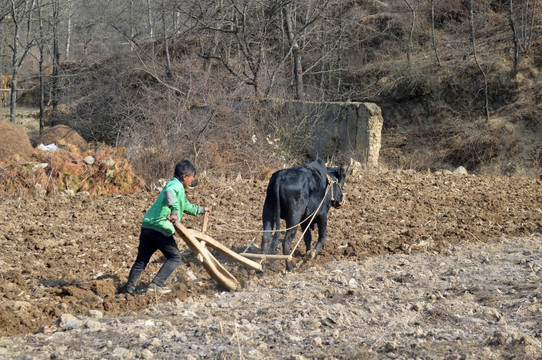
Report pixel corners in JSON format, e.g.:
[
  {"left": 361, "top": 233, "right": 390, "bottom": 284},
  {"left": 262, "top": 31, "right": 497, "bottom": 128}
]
[{"left": 1, "top": 0, "right": 541, "bottom": 184}]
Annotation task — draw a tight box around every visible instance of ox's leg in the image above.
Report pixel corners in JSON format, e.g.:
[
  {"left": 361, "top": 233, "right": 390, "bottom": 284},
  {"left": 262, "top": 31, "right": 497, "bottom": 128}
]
[
  {"left": 261, "top": 230, "right": 271, "bottom": 255},
  {"left": 301, "top": 222, "right": 313, "bottom": 253},
  {"left": 261, "top": 229, "right": 271, "bottom": 255},
  {"left": 282, "top": 226, "right": 298, "bottom": 272},
  {"left": 261, "top": 203, "right": 275, "bottom": 254},
  {"left": 310, "top": 217, "right": 328, "bottom": 259},
  {"left": 270, "top": 231, "right": 281, "bottom": 254}
]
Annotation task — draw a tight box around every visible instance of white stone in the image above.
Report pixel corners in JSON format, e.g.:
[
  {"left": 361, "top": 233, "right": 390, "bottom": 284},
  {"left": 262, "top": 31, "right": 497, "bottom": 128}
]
[{"left": 83, "top": 156, "right": 95, "bottom": 165}]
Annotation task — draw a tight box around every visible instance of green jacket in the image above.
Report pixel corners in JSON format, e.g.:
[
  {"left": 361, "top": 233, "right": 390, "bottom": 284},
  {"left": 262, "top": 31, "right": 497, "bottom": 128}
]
[{"left": 142, "top": 177, "right": 204, "bottom": 236}]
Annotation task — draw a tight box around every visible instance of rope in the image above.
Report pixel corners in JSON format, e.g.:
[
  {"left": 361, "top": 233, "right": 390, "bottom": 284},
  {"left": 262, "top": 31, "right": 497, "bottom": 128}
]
[
  {"left": 242, "top": 181, "right": 333, "bottom": 263},
  {"left": 207, "top": 175, "right": 339, "bottom": 261},
  {"left": 287, "top": 181, "right": 332, "bottom": 257}
]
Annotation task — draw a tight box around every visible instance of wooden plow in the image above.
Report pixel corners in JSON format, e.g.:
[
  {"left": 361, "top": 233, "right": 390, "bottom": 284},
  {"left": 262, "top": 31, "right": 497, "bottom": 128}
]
[
  {"left": 174, "top": 212, "right": 310, "bottom": 291},
  {"left": 173, "top": 214, "right": 263, "bottom": 291},
  {"left": 174, "top": 175, "right": 336, "bottom": 289}
]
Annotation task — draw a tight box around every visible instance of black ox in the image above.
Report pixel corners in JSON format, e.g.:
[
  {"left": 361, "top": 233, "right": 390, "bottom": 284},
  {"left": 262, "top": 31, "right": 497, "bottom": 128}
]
[{"left": 261, "top": 158, "right": 346, "bottom": 271}]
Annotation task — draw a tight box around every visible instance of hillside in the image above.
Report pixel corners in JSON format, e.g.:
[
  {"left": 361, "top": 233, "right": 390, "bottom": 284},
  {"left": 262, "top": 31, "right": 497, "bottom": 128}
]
[{"left": 1, "top": 1, "right": 539, "bottom": 180}]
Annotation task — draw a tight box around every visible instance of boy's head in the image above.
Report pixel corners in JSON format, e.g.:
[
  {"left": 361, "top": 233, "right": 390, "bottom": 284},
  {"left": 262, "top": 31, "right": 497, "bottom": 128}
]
[{"left": 174, "top": 160, "right": 197, "bottom": 187}]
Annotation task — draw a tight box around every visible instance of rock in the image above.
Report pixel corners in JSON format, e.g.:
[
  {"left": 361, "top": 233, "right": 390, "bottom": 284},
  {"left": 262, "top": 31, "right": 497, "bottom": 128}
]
[
  {"left": 35, "top": 325, "right": 57, "bottom": 334},
  {"left": 112, "top": 347, "right": 133, "bottom": 359},
  {"left": 348, "top": 278, "right": 358, "bottom": 288},
  {"left": 61, "top": 189, "right": 75, "bottom": 196},
  {"left": 145, "top": 337, "right": 161, "bottom": 349},
  {"left": 186, "top": 269, "right": 198, "bottom": 281},
  {"left": 141, "top": 349, "right": 154, "bottom": 359},
  {"left": 453, "top": 166, "right": 468, "bottom": 175},
  {"left": 57, "top": 314, "right": 81, "bottom": 330},
  {"left": 86, "top": 310, "right": 103, "bottom": 319},
  {"left": 348, "top": 158, "right": 363, "bottom": 176},
  {"left": 33, "top": 163, "right": 49, "bottom": 170},
  {"left": 83, "top": 156, "right": 95, "bottom": 165},
  {"left": 289, "top": 356, "right": 308, "bottom": 360},
  {"left": 313, "top": 336, "right": 323, "bottom": 347},
  {"left": 521, "top": 335, "right": 541, "bottom": 348},
  {"left": 84, "top": 320, "right": 102, "bottom": 330},
  {"left": 384, "top": 341, "right": 397, "bottom": 352},
  {"left": 13, "top": 301, "right": 31, "bottom": 310}
]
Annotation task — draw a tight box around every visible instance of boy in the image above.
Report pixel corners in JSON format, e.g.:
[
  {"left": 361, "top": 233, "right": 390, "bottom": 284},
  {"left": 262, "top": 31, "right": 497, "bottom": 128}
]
[{"left": 125, "top": 160, "right": 210, "bottom": 295}]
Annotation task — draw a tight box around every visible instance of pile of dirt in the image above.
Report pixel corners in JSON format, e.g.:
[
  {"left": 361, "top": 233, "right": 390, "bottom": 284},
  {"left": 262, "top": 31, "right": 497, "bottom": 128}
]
[
  {"left": 33, "top": 124, "right": 87, "bottom": 151},
  {"left": 0, "top": 121, "right": 33, "bottom": 161}
]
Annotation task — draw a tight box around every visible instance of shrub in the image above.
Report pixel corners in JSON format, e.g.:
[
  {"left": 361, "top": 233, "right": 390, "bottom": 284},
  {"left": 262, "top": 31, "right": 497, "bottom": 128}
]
[{"left": 0, "top": 144, "right": 145, "bottom": 196}]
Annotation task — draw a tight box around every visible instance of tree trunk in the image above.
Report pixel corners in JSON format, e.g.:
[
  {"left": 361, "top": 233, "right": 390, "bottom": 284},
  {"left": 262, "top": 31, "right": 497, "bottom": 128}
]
[
  {"left": 6, "top": 0, "right": 36, "bottom": 123},
  {"left": 403, "top": 0, "right": 416, "bottom": 66},
  {"left": 8, "top": 5, "right": 20, "bottom": 123},
  {"left": 467, "top": 0, "right": 490, "bottom": 121},
  {"left": 509, "top": 0, "right": 519, "bottom": 76},
  {"left": 37, "top": 0, "right": 45, "bottom": 134},
  {"left": 146, "top": 0, "right": 154, "bottom": 40},
  {"left": 319, "top": 10, "right": 326, "bottom": 100},
  {"left": 430, "top": 0, "right": 441, "bottom": 66},
  {"left": 283, "top": 4, "right": 304, "bottom": 100},
  {"left": 65, "top": 0, "right": 73, "bottom": 62},
  {"left": 51, "top": 0, "right": 60, "bottom": 126},
  {"left": 161, "top": 1, "right": 172, "bottom": 77},
  {"left": 335, "top": 2, "right": 343, "bottom": 97},
  {"left": 128, "top": 0, "right": 135, "bottom": 51}
]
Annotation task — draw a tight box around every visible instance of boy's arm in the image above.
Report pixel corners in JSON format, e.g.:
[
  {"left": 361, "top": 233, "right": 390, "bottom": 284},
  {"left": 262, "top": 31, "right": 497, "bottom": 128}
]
[
  {"left": 165, "top": 189, "right": 180, "bottom": 216},
  {"left": 181, "top": 195, "right": 205, "bottom": 216}
]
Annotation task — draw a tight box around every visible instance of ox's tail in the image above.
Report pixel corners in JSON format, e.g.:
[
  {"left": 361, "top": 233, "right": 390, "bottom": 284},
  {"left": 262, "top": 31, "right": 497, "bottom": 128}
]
[
  {"left": 270, "top": 172, "right": 282, "bottom": 254},
  {"left": 262, "top": 171, "right": 282, "bottom": 254}
]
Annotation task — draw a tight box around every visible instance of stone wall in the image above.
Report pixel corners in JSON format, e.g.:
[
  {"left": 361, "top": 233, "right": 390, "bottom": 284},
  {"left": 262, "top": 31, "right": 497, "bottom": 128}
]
[{"left": 264, "top": 99, "right": 383, "bottom": 168}]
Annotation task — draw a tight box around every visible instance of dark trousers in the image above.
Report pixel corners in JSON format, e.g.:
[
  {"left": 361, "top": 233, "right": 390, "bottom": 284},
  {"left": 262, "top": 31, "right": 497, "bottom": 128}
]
[{"left": 125, "top": 228, "right": 182, "bottom": 292}]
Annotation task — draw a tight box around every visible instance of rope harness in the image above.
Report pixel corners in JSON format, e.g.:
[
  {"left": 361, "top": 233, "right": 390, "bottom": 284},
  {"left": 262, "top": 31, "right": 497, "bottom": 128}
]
[{"left": 236, "top": 174, "right": 341, "bottom": 261}]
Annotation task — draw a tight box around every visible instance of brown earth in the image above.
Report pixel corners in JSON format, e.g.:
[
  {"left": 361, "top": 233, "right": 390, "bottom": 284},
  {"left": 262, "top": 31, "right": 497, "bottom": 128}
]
[
  {"left": 0, "top": 168, "right": 541, "bottom": 358},
  {"left": 33, "top": 124, "right": 88, "bottom": 151},
  {"left": 0, "top": 121, "right": 33, "bottom": 161}
]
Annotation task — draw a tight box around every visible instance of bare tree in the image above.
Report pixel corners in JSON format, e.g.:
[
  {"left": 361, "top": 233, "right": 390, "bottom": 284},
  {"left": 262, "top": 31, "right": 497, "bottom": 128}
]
[
  {"left": 282, "top": 2, "right": 304, "bottom": 99},
  {"left": 467, "top": 0, "right": 490, "bottom": 121},
  {"left": 403, "top": 0, "right": 417, "bottom": 66},
  {"left": 65, "top": 0, "right": 73, "bottom": 62},
  {"left": 35, "top": 0, "right": 46, "bottom": 134},
  {"left": 520, "top": 0, "right": 538, "bottom": 52},
  {"left": 430, "top": 0, "right": 440, "bottom": 66},
  {"left": 508, "top": 0, "right": 519, "bottom": 76},
  {"left": 50, "top": 0, "right": 60, "bottom": 125},
  {"left": 160, "top": 0, "right": 172, "bottom": 77},
  {"left": 189, "top": 0, "right": 331, "bottom": 100},
  {"left": 7, "top": 0, "right": 35, "bottom": 123},
  {"left": 146, "top": 0, "right": 154, "bottom": 40}
]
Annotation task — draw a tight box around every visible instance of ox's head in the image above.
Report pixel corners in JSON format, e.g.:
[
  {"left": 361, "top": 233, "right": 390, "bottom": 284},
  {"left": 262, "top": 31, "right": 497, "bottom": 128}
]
[{"left": 326, "top": 166, "right": 346, "bottom": 208}]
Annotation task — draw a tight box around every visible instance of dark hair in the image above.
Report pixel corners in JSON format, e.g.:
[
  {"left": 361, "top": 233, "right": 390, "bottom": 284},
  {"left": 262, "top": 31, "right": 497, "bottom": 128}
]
[{"left": 174, "top": 160, "right": 197, "bottom": 179}]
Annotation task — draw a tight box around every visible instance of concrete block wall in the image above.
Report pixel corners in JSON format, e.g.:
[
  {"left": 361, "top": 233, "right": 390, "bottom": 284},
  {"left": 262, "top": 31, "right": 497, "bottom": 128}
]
[{"left": 264, "top": 99, "right": 383, "bottom": 168}]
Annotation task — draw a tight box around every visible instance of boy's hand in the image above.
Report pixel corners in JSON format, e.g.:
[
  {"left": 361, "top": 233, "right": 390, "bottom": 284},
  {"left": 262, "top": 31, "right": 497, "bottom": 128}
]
[
  {"left": 203, "top": 207, "right": 212, "bottom": 214},
  {"left": 167, "top": 214, "right": 178, "bottom": 223}
]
